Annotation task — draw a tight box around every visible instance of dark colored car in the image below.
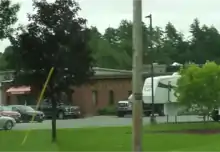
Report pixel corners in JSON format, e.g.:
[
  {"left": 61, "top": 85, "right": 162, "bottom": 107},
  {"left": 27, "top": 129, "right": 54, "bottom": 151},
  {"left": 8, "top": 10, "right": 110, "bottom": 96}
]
[
  {"left": 33, "top": 99, "right": 81, "bottom": 119},
  {"left": 210, "top": 109, "right": 220, "bottom": 121},
  {"left": 0, "top": 106, "right": 21, "bottom": 123},
  {"left": 8, "top": 105, "right": 45, "bottom": 123}
]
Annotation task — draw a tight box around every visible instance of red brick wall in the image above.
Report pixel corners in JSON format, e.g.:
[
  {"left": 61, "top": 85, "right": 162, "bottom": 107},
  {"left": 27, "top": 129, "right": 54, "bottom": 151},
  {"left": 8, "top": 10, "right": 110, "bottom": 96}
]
[
  {"left": 2, "top": 77, "right": 132, "bottom": 116},
  {"left": 1, "top": 83, "right": 16, "bottom": 105},
  {"left": 72, "top": 78, "right": 132, "bottom": 116}
]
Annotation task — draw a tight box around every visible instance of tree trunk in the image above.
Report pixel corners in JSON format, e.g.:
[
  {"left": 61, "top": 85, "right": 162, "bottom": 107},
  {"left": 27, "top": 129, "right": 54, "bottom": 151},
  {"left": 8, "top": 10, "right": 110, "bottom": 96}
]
[{"left": 51, "top": 97, "right": 57, "bottom": 142}]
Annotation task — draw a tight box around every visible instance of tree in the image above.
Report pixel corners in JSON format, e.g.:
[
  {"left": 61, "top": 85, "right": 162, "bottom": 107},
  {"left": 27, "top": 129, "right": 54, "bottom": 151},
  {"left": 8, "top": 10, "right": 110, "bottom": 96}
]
[
  {"left": 89, "top": 21, "right": 133, "bottom": 70},
  {"left": 1, "top": 46, "right": 15, "bottom": 70},
  {"left": 0, "top": 0, "right": 20, "bottom": 39},
  {"left": 145, "top": 26, "right": 168, "bottom": 64},
  {"left": 0, "top": 0, "right": 20, "bottom": 70},
  {"left": 103, "top": 20, "right": 133, "bottom": 69},
  {"left": 189, "top": 18, "right": 220, "bottom": 64},
  {"left": 159, "top": 22, "right": 190, "bottom": 64},
  {"left": 101, "top": 20, "right": 160, "bottom": 69},
  {"left": 8, "top": 0, "right": 94, "bottom": 142},
  {"left": 89, "top": 18, "right": 220, "bottom": 69},
  {"left": 0, "top": 54, "right": 8, "bottom": 70},
  {"left": 175, "top": 62, "right": 220, "bottom": 120},
  {"left": 88, "top": 27, "right": 128, "bottom": 69}
]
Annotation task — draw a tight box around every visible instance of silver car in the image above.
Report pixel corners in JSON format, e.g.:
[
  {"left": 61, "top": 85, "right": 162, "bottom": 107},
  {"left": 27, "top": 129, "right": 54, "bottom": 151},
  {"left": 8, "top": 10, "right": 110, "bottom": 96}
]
[{"left": 0, "top": 115, "right": 16, "bottom": 130}]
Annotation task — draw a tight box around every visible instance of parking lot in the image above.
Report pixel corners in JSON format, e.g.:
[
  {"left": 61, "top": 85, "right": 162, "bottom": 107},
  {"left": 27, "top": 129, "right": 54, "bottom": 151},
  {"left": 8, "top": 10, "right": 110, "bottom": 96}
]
[{"left": 13, "top": 115, "right": 208, "bottom": 130}]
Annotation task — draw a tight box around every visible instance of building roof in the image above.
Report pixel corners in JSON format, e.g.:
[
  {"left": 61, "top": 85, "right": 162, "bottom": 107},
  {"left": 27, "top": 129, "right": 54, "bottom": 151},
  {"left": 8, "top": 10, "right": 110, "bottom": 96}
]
[
  {"left": 92, "top": 67, "right": 173, "bottom": 79},
  {"left": 0, "top": 70, "right": 15, "bottom": 75},
  {"left": 0, "top": 67, "right": 174, "bottom": 80},
  {"left": 93, "top": 67, "right": 132, "bottom": 76}
]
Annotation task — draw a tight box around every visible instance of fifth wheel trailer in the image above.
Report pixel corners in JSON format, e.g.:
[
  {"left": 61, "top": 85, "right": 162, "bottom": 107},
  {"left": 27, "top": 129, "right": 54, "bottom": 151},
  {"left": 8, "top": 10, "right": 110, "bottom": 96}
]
[
  {"left": 141, "top": 72, "right": 185, "bottom": 116},
  {"left": 117, "top": 73, "right": 182, "bottom": 117},
  {"left": 117, "top": 72, "right": 220, "bottom": 121}
]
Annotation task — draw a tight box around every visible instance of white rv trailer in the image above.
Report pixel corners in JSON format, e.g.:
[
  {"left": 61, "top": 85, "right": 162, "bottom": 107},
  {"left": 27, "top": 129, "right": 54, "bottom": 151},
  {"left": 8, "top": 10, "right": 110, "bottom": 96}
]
[
  {"left": 142, "top": 73, "right": 180, "bottom": 104},
  {"left": 118, "top": 72, "right": 220, "bottom": 121},
  {"left": 122, "top": 72, "right": 184, "bottom": 116},
  {"left": 142, "top": 72, "right": 187, "bottom": 115},
  {"left": 127, "top": 72, "right": 180, "bottom": 102}
]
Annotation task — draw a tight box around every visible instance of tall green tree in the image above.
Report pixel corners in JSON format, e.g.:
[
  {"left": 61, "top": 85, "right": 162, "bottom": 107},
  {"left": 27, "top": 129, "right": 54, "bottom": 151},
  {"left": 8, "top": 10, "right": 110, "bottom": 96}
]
[
  {"left": 8, "top": 0, "right": 94, "bottom": 142},
  {"left": 189, "top": 18, "right": 220, "bottom": 64},
  {"left": 1, "top": 46, "right": 15, "bottom": 70},
  {"left": 160, "top": 22, "right": 190, "bottom": 64},
  {"left": 175, "top": 62, "right": 220, "bottom": 120},
  {"left": 0, "top": 0, "right": 19, "bottom": 40},
  {"left": 145, "top": 26, "right": 168, "bottom": 64},
  {"left": 84, "top": 18, "right": 220, "bottom": 69},
  {"left": 0, "top": 0, "right": 20, "bottom": 69},
  {"left": 0, "top": 52, "right": 7, "bottom": 70},
  {"left": 102, "top": 20, "right": 157, "bottom": 69},
  {"left": 88, "top": 26, "right": 127, "bottom": 69},
  {"left": 103, "top": 20, "right": 133, "bottom": 69}
]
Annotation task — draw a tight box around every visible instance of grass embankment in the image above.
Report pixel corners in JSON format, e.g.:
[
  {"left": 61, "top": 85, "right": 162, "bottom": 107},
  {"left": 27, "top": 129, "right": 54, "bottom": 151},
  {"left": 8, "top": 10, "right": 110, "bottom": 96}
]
[
  {"left": 1, "top": 122, "right": 220, "bottom": 151},
  {"left": 147, "top": 121, "right": 220, "bottom": 131}
]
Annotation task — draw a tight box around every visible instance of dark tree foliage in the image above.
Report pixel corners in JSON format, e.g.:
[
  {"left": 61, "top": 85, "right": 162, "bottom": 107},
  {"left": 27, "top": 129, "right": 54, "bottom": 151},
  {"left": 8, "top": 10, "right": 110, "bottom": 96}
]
[
  {"left": 9, "top": 0, "right": 94, "bottom": 142},
  {"left": 0, "top": 0, "right": 20, "bottom": 39}
]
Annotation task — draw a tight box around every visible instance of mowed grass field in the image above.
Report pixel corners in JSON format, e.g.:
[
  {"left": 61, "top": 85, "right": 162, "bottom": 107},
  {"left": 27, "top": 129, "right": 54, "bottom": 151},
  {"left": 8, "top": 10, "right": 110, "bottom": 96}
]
[{"left": 1, "top": 122, "right": 220, "bottom": 151}]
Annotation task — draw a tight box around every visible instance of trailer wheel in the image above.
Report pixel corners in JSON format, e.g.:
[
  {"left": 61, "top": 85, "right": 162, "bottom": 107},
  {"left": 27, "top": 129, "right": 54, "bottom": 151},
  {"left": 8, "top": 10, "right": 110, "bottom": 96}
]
[
  {"left": 158, "top": 111, "right": 165, "bottom": 116},
  {"left": 144, "top": 111, "right": 151, "bottom": 117},
  {"left": 117, "top": 112, "right": 124, "bottom": 117},
  {"left": 211, "top": 115, "right": 219, "bottom": 122}
]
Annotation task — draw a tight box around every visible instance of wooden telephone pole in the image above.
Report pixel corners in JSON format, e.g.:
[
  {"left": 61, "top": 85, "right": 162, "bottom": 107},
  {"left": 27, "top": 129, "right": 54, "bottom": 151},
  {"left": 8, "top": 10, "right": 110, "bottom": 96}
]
[{"left": 132, "top": 0, "right": 143, "bottom": 151}]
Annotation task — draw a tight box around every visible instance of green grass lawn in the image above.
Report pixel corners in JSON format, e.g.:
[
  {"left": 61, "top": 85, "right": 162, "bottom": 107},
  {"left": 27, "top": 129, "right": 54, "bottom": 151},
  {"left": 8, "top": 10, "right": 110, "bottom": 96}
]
[{"left": 1, "top": 122, "right": 220, "bottom": 151}]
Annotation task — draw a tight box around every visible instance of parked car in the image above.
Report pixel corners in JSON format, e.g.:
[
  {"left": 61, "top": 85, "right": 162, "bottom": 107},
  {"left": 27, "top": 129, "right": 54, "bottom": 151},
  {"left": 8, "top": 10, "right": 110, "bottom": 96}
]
[
  {"left": 116, "top": 100, "right": 164, "bottom": 117},
  {"left": 8, "top": 105, "right": 45, "bottom": 123},
  {"left": 0, "top": 115, "right": 16, "bottom": 130},
  {"left": 32, "top": 99, "right": 81, "bottom": 119},
  {"left": 0, "top": 106, "right": 21, "bottom": 123},
  {"left": 210, "top": 109, "right": 219, "bottom": 121}
]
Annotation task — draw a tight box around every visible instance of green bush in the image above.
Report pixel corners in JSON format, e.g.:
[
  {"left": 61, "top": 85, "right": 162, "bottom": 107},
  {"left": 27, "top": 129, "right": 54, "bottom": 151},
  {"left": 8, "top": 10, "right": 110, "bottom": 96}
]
[{"left": 97, "top": 106, "right": 116, "bottom": 115}]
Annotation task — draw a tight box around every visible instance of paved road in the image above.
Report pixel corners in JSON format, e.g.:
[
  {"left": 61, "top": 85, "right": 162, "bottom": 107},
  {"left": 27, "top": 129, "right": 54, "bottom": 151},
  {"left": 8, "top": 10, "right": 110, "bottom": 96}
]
[{"left": 13, "top": 115, "right": 209, "bottom": 130}]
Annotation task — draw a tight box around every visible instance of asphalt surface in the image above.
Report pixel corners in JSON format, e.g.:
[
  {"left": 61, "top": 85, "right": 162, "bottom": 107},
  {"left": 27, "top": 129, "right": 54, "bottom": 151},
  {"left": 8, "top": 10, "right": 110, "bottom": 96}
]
[{"left": 13, "top": 115, "right": 209, "bottom": 130}]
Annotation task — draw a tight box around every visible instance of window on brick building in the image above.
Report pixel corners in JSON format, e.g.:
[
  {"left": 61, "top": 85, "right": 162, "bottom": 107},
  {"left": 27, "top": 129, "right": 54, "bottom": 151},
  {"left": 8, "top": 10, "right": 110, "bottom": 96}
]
[
  {"left": 109, "top": 90, "right": 114, "bottom": 105},
  {"left": 92, "top": 90, "right": 98, "bottom": 105}
]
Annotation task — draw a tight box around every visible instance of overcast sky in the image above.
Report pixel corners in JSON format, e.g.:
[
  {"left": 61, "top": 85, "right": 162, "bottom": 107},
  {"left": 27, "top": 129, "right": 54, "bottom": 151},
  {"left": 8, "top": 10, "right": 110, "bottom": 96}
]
[{"left": 0, "top": 0, "right": 220, "bottom": 52}]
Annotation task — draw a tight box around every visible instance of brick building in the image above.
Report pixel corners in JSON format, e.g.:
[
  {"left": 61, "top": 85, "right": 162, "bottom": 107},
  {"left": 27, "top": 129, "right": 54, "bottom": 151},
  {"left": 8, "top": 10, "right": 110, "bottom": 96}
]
[
  {"left": 0, "top": 70, "right": 15, "bottom": 105},
  {"left": 72, "top": 66, "right": 171, "bottom": 116},
  {"left": 2, "top": 65, "right": 172, "bottom": 116},
  {"left": 72, "top": 67, "right": 133, "bottom": 116}
]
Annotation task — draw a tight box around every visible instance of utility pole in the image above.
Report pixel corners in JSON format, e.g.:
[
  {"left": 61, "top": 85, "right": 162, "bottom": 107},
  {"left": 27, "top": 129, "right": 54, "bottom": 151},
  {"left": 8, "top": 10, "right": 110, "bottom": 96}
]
[
  {"left": 132, "top": 0, "right": 143, "bottom": 151},
  {"left": 145, "top": 14, "right": 156, "bottom": 123}
]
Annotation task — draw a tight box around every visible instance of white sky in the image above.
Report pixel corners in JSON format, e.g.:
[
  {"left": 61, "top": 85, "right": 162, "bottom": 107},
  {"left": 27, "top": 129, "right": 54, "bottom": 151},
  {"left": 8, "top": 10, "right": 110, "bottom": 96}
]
[{"left": 0, "top": 0, "right": 220, "bottom": 52}]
